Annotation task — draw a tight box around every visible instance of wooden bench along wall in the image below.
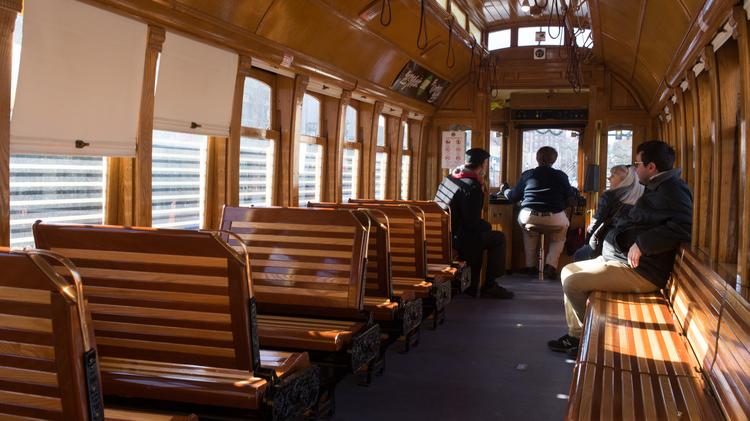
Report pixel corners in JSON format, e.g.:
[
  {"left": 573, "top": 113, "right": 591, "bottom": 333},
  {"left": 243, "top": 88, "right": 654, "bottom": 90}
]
[
  {"left": 567, "top": 245, "right": 750, "bottom": 420},
  {"left": 305, "top": 204, "right": 423, "bottom": 351},
  {"left": 32, "top": 224, "right": 319, "bottom": 420},
  {"left": 220, "top": 206, "right": 381, "bottom": 377},
  {"left": 0, "top": 248, "right": 197, "bottom": 421},
  {"left": 350, "top": 199, "right": 471, "bottom": 292}
]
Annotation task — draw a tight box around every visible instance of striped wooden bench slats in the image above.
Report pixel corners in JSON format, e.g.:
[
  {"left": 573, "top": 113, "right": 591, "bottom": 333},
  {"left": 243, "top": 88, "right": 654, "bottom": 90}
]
[
  {"left": 579, "top": 292, "right": 698, "bottom": 377},
  {"left": 221, "top": 207, "right": 368, "bottom": 311},
  {"left": 0, "top": 249, "right": 197, "bottom": 420},
  {"left": 33, "top": 224, "right": 320, "bottom": 417},
  {"left": 567, "top": 362, "right": 723, "bottom": 421}
]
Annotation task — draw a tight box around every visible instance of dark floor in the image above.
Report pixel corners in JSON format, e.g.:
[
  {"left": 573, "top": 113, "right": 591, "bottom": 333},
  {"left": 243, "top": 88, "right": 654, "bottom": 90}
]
[{"left": 332, "top": 275, "right": 574, "bottom": 421}]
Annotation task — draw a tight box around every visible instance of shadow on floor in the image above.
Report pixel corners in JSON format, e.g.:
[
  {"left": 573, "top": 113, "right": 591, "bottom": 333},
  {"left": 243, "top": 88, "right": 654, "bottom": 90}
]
[{"left": 332, "top": 276, "right": 574, "bottom": 421}]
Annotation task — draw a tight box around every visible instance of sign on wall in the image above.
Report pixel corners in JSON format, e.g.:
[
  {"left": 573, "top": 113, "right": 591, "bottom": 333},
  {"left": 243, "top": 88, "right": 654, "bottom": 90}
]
[
  {"left": 441, "top": 131, "right": 466, "bottom": 169},
  {"left": 390, "top": 60, "right": 450, "bottom": 105}
]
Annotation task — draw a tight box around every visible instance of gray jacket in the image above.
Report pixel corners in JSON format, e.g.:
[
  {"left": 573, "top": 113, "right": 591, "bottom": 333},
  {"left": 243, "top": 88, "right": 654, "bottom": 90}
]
[{"left": 602, "top": 169, "right": 693, "bottom": 288}]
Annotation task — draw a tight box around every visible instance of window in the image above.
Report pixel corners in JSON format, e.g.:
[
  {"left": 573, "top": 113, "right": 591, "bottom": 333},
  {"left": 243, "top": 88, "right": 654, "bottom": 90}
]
[
  {"left": 434, "top": 0, "right": 447, "bottom": 10},
  {"left": 375, "top": 152, "right": 388, "bottom": 200},
  {"left": 465, "top": 130, "right": 472, "bottom": 150},
  {"left": 575, "top": 28, "right": 593, "bottom": 48},
  {"left": 239, "top": 137, "right": 274, "bottom": 206},
  {"left": 488, "top": 29, "right": 511, "bottom": 50},
  {"left": 450, "top": 4, "right": 467, "bottom": 29},
  {"left": 518, "top": 26, "right": 565, "bottom": 47},
  {"left": 377, "top": 115, "right": 386, "bottom": 147},
  {"left": 298, "top": 142, "right": 323, "bottom": 205},
  {"left": 469, "top": 21, "right": 482, "bottom": 43},
  {"left": 298, "top": 93, "right": 324, "bottom": 205},
  {"left": 400, "top": 122, "right": 411, "bottom": 200},
  {"left": 521, "top": 129, "right": 579, "bottom": 186},
  {"left": 606, "top": 129, "right": 633, "bottom": 187},
  {"left": 301, "top": 94, "right": 320, "bottom": 137},
  {"left": 152, "top": 130, "right": 207, "bottom": 229},
  {"left": 10, "top": 155, "right": 106, "bottom": 248},
  {"left": 242, "top": 77, "right": 271, "bottom": 129},
  {"left": 239, "top": 76, "right": 275, "bottom": 206},
  {"left": 490, "top": 130, "right": 503, "bottom": 187},
  {"left": 342, "top": 104, "right": 360, "bottom": 201}
]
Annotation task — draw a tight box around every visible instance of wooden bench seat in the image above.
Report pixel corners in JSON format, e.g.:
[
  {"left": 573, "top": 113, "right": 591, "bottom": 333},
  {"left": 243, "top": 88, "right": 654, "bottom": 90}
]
[
  {"left": 567, "top": 246, "right": 750, "bottom": 420},
  {"left": 0, "top": 248, "right": 197, "bottom": 421},
  {"left": 221, "top": 206, "right": 381, "bottom": 381},
  {"left": 32, "top": 224, "right": 320, "bottom": 420},
  {"left": 350, "top": 199, "right": 471, "bottom": 293}
]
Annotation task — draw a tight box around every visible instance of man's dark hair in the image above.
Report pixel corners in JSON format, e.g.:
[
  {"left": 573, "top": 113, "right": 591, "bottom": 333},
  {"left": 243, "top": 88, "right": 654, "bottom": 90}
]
[
  {"left": 536, "top": 146, "right": 558, "bottom": 166},
  {"left": 637, "top": 140, "right": 675, "bottom": 172},
  {"left": 465, "top": 148, "right": 490, "bottom": 170}
]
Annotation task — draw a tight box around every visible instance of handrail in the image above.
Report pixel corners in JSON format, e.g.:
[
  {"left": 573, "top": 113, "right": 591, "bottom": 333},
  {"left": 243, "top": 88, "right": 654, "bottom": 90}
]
[
  {"left": 200, "top": 229, "right": 254, "bottom": 296},
  {"left": 21, "top": 248, "right": 93, "bottom": 352}
]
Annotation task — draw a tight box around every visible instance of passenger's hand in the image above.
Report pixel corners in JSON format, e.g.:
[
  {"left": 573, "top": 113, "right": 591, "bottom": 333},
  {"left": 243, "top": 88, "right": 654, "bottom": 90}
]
[{"left": 628, "top": 243, "right": 642, "bottom": 268}]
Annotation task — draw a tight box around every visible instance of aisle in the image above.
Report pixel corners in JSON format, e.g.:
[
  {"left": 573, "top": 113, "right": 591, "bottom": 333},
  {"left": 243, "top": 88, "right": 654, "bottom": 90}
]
[{"left": 332, "top": 276, "right": 574, "bottom": 420}]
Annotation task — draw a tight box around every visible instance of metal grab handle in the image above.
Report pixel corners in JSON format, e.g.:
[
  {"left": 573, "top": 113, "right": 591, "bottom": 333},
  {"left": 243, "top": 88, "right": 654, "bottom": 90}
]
[
  {"left": 200, "top": 229, "right": 254, "bottom": 296},
  {"left": 348, "top": 209, "right": 372, "bottom": 260},
  {"left": 21, "top": 248, "right": 93, "bottom": 352}
]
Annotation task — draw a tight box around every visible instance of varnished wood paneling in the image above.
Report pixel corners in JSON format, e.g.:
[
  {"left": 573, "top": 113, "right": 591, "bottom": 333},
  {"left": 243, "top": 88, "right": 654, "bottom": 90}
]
[
  {"left": 735, "top": 5, "right": 750, "bottom": 298},
  {"left": 696, "top": 70, "right": 713, "bottom": 251}
]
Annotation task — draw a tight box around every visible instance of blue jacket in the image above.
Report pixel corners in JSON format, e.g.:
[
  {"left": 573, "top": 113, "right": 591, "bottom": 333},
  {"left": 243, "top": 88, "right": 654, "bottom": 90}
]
[{"left": 504, "top": 166, "right": 575, "bottom": 212}]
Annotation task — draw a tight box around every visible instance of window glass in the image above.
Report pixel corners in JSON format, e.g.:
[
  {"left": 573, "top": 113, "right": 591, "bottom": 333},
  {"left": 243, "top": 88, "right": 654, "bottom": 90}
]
[
  {"left": 400, "top": 155, "right": 411, "bottom": 200},
  {"left": 10, "top": 154, "right": 105, "bottom": 247},
  {"left": 575, "top": 28, "right": 593, "bottom": 48},
  {"left": 342, "top": 148, "right": 359, "bottom": 202},
  {"left": 152, "top": 130, "right": 207, "bottom": 229},
  {"left": 450, "top": 5, "right": 467, "bottom": 29},
  {"left": 377, "top": 115, "right": 386, "bottom": 147},
  {"left": 469, "top": 21, "right": 482, "bottom": 43},
  {"left": 465, "top": 130, "right": 472, "bottom": 150},
  {"left": 518, "top": 26, "right": 565, "bottom": 47},
  {"left": 434, "top": 0, "right": 447, "bottom": 10},
  {"left": 374, "top": 152, "right": 388, "bottom": 200},
  {"left": 522, "top": 129, "right": 579, "bottom": 186},
  {"left": 301, "top": 94, "right": 320, "bottom": 137},
  {"left": 344, "top": 105, "right": 357, "bottom": 142},
  {"left": 488, "top": 29, "right": 511, "bottom": 50},
  {"left": 239, "top": 137, "right": 274, "bottom": 206},
  {"left": 298, "top": 142, "right": 322, "bottom": 206},
  {"left": 242, "top": 77, "right": 272, "bottom": 129},
  {"left": 606, "top": 129, "right": 633, "bottom": 187},
  {"left": 490, "top": 130, "right": 503, "bottom": 187},
  {"left": 403, "top": 122, "right": 409, "bottom": 150}
]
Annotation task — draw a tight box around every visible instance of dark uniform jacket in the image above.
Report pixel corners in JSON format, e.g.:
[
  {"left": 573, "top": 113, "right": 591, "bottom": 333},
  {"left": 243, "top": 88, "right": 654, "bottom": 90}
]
[
  {"left": 601, "top": 169, "right": 693, "bottom": 288},
  {"left": 434, "top": 170, "right": 490, "bottom": 262},
  {"left": 504, "top": 166, "right": 574, "bottom": 212}
]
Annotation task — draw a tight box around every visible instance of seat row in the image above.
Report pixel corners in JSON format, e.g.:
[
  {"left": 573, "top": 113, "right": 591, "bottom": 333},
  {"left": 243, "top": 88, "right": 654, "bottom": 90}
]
[{"left": 2, "top": 199, "right": 468, "bottom": 419}]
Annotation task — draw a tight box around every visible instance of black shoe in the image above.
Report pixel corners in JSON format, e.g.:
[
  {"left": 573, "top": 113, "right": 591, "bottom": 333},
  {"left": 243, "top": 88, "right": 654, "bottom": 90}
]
[
  {"left": 548, "top": 334, "right": 579, "bottom": 353},
  {"left": 518, "top": 266, "right": 538, "bottom": 276},
  {"left": 481, "top": 285, "right": 514, "bottom": 299},
  {"left": 543, "top": 264, "right": 558, "bottom": 280},
  {"left": 566, "top": 346, "right": 579, "bottom": 359}
]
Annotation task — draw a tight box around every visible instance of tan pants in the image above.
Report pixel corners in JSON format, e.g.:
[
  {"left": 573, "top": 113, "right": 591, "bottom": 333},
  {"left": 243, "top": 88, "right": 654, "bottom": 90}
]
[
  {"left": 517, "top": 208, "right": 569, "bottom": 268},
  {"left": 561, "top": 256, "right": 659, "bottom": 338}
]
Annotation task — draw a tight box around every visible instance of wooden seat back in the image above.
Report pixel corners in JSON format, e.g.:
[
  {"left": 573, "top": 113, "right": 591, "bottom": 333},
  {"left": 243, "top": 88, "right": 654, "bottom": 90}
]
[
  {"left": 221, "top": 206, "right": 370, "bottom": 312},
  {"left": 32, "top": 223, "right": 260, "bottom": 372},
  {"left": 349, "top": 199, "right": 452, "bottom": 265},
  {"left": 0, "top": 248, "right": 105, "bottom": 420},
  {"left": 307, "top": 203, "right": 393, "bottom": 299},
  {"left": 313, "top": 203, "right": 427, "bottom": 279}
]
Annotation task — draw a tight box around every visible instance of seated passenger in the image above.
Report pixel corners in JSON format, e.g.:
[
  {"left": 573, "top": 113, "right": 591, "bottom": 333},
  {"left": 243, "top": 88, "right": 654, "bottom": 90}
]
[
  {"left": 502, "top": 146, "right": 575, "bottom": 279},
  {"left": 548, "top": 140, "right": 691, "bottom": 356},
  {"left": 573, "top": 165, "right": 644, "bottom": 262},
  {"left": 435, "top": 148, "right": 513, "bottom": 299}
]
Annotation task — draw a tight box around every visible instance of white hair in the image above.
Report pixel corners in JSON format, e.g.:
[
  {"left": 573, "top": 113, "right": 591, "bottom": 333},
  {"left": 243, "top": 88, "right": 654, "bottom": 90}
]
[{"left": 610, "top": 165, "right": 644, "bottom": 205}]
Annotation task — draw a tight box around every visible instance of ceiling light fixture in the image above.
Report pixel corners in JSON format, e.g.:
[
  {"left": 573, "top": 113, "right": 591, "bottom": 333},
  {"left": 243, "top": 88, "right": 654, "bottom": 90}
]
[{"left": 520, "top": 0, "right": 531, "bottom": 13}]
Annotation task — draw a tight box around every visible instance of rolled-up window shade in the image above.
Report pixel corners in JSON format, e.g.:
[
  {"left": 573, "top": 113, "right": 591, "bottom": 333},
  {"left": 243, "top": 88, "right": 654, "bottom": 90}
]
[
  {"left": 154, "top": 32, "right": 238, "bottom": 137},
  {"left": 11, "top": 0, "right": 147, "bottom": 157}
]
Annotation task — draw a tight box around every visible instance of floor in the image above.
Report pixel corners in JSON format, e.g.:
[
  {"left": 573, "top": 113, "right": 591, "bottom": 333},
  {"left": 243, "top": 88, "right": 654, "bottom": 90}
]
[{"left": 332, "top": 275, "right": 575, "bottom": 421}]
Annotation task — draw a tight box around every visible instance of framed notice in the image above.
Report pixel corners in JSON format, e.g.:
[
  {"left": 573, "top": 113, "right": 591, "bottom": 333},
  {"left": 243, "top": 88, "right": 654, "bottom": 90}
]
[
  {"left": 441, "top": 131, "right": 466, "bottom": 169},
  {"left": 390, "top": 61, "right": 450, "bottom": 105}
]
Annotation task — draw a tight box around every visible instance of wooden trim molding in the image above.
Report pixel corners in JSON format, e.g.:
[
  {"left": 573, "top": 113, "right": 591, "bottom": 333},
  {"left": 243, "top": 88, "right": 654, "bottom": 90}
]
[
  {"left": 0, "top": 2, "right": 19, "bottom": 246},
  {"left": 705, "top": 45, "right": 722, "bottom": 264}
]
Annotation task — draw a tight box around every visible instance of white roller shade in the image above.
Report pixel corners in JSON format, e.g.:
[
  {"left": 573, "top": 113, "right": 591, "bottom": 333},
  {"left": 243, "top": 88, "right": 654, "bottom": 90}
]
[
  {"left": 11, "top": 0, "right": 147, "bottom": 157},
  {"left": 154, "top": 32, "right": 238, "bottom": 136}
]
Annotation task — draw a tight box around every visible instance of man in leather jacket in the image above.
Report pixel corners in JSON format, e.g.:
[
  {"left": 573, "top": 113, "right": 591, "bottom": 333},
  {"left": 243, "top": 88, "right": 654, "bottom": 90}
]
[
  {"left": 548, "top": 140, "right": 692, "bottom": 356},
  {"left": 434, "top": 148, "right": 513, "bottom": 299}
]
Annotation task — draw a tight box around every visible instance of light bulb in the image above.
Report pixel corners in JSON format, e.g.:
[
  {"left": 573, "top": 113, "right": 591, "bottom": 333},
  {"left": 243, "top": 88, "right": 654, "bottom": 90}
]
[{"left": 521, "top": 0, "right": 531, "bottom": 12}]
